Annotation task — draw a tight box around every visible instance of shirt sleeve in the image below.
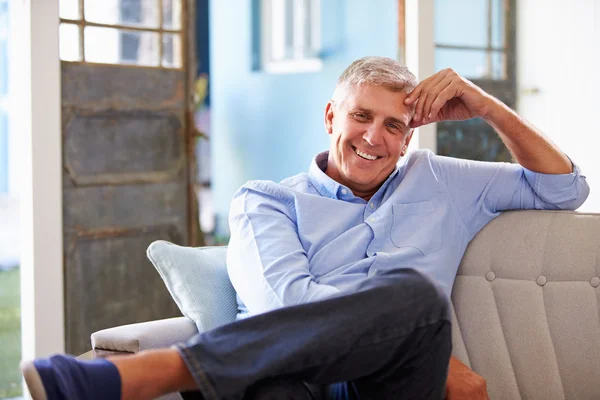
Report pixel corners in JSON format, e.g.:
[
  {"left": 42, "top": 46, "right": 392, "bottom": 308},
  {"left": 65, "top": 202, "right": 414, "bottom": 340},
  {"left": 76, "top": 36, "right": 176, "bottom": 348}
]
[
  {"left": 226, "top": 182, "right": 341, "bottom": 316},
  {"left": 430, "top": 153, "right": 590, "bottom": 235}
]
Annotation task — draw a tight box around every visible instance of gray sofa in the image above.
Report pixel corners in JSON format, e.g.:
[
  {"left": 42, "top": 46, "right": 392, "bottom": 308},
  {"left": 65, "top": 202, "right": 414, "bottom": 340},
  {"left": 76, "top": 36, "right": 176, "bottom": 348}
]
[{"left": 90, "top": 210, "right": 600, "bottom": 399}]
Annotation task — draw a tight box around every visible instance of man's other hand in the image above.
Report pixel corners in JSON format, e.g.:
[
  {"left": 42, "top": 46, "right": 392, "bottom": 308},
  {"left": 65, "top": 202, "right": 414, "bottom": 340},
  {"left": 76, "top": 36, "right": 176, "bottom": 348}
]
[
  {"left": 404, "top": 69, "right": 495, "bottom": 128},
  {"left": 445, "top": 356, "right": 490, "bottom": 400}
]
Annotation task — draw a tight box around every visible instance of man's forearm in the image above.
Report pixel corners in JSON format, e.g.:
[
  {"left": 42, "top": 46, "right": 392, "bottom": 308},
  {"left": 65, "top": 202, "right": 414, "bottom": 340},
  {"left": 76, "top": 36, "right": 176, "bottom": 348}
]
[{"left": 483, "top": 97, "right": 572, "bottom": 174}]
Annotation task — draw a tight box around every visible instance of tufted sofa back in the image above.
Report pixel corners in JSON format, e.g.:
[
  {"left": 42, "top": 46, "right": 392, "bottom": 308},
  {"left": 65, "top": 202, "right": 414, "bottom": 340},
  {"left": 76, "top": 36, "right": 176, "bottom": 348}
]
[{"left": 450, "top": 210, "right": 600, "bottom": 400}]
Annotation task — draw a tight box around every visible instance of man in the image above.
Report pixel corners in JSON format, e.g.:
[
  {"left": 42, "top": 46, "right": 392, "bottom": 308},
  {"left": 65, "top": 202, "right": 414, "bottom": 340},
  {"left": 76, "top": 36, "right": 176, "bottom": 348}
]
[{"left": 21, "top": 57, "right": 589, "bottom": 400}]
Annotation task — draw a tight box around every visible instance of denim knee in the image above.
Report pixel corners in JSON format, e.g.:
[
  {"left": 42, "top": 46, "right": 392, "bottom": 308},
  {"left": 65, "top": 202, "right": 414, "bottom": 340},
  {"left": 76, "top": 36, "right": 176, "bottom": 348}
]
[{"left": 361, "top": 268, "right": 450, "bottom": 324}]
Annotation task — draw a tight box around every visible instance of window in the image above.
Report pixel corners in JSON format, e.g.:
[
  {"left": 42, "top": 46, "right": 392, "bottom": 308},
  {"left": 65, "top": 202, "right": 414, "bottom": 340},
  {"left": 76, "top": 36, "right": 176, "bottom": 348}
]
[
  {"left": 59, "top": 0, "right": 183, "bottom": 68},
  {"left": 434, "top": 0, "right": 508, "bottom": 80},
  {"left": 254, "top": 0, "right": 322, "bottom": 73},
  {"left": 433, "top": 0, "right": 516, "bottom": 163}
]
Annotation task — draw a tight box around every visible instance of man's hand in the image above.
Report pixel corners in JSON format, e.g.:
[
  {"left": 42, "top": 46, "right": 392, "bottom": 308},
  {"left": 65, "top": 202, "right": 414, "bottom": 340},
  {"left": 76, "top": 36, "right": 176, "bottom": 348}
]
[
  {"left": 404, "top": 68, "right": 572, "bottom": 174},
  {"left": 445, "top": 356, "right": 490, "bottom": 400},
  {"left": 404, "top": 69, "right": 494, "bottom": 128}
]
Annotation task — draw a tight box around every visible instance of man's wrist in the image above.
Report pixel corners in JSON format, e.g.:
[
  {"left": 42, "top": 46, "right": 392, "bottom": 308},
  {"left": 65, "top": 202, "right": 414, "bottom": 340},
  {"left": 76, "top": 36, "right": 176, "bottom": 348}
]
[{"left": 481, "top": 95, "right": 510, "bottom": 125}]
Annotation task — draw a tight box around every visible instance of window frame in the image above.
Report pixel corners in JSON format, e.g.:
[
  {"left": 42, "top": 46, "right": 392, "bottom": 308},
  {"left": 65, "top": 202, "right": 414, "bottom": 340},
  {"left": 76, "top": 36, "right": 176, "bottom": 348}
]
[
  {"left": 59, "top": 0, "right": 184, "bottom": 70},
  {"left": 433, "top": 0, "right": 516, "bottom": 96},
  {"left": 255, "top": 0, "right": 322, "bottom": 74}
]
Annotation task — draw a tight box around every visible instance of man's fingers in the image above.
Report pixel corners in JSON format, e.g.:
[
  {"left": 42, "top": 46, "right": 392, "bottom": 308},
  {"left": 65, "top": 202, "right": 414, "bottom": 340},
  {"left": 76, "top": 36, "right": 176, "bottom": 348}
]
[
  {"left": 428, "top": 83, "right": 457, "bottom": 120},
  {"left": 421, "top": 77, "right": 452, "bottom": 121},
  {"left": 405, "top": 72, "right": 439, "bottom": 105},
  {"left": 413, "top": 73, "right": 447, "bottom": 121}
]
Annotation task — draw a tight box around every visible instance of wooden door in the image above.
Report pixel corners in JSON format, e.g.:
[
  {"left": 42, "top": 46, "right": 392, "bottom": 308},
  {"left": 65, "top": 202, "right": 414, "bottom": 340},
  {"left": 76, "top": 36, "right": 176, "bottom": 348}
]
[{"left": 59, "top": 0, "right": 199, "bottom": 354}]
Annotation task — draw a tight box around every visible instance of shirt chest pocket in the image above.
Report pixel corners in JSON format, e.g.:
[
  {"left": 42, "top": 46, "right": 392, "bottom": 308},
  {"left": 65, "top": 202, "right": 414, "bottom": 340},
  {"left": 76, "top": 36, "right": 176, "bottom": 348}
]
[{"left": 390, "top": 201, "right": 442, "bottom": 255}]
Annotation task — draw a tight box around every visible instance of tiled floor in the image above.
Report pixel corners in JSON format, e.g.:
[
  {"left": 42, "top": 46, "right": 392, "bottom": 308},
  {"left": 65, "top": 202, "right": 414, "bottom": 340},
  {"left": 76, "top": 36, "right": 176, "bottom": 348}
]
[{"left": 0, "top": 194, "right": 20, "bottom": 270}]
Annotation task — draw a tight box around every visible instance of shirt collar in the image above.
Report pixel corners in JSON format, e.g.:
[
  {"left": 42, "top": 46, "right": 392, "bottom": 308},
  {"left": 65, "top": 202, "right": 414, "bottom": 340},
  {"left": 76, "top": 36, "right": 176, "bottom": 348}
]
[{"left": 308, "top": 151, "right": 400, "bottom": 201}]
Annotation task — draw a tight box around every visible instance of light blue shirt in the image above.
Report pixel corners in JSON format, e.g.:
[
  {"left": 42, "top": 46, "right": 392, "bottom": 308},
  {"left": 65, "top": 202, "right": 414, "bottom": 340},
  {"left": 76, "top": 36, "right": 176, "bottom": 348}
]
[{"left": 227, "top": 150, "right": 589, "bottom": 319}]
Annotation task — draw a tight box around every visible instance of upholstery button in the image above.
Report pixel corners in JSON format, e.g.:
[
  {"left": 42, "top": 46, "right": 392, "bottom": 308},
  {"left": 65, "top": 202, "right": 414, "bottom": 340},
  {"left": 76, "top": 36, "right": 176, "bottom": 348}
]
[
  {"left": 485, "top": 271, "right": 495, "bottom": 282},
  {"left": 341, "top": 189, "right": 348, "bottom": 195},
  {"left": 590, "top": 277, "right": 600, "bottom": 288},
  {"left": 536, "top": 276, "right": 547, "bottom": 286}
]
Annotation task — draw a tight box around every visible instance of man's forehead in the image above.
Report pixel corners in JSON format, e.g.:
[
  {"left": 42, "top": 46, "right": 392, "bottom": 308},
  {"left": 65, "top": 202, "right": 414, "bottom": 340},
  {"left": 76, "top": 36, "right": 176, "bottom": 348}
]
[{"left": 344, "top": 93, "right": 413, "bottom": 125}]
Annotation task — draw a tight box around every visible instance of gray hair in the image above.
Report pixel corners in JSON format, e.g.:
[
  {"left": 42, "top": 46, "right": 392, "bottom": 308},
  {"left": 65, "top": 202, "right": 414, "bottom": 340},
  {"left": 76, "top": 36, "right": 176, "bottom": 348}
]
[{"left": 333, "top": 56, "right": 417, "bottom": 101}]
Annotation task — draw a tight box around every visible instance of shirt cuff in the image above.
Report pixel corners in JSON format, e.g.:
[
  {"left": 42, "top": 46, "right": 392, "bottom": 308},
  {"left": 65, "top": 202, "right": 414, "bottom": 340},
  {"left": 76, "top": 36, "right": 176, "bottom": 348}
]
[{"left": 523, "top": 157, "right": 588, "bottom": 207}]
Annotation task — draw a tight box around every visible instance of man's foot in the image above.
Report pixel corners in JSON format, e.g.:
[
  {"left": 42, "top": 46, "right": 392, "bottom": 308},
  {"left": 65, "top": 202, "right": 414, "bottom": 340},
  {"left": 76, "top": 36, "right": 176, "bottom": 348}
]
[{"left": 20, "top": 355, "right": 122, "bottom": 400}]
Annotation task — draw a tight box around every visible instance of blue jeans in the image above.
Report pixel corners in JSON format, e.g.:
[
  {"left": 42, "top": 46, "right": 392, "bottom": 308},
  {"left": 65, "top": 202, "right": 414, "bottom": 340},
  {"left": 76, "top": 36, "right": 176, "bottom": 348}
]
[{"left": 177, "top": 268, "right": 452, "bottom": 400}]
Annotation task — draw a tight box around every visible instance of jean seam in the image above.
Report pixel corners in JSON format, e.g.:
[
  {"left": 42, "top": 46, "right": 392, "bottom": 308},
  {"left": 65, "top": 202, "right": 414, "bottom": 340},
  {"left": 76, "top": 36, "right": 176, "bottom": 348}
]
[{"left": 175, "top": 344, "right": 220, "bottom": 400}]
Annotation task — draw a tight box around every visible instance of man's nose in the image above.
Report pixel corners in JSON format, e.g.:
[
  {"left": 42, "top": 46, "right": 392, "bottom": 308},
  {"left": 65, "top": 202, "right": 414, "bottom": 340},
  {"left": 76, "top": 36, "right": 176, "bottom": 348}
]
[{"left": 363, "top": 124, "right": 384, "bottom": 146}]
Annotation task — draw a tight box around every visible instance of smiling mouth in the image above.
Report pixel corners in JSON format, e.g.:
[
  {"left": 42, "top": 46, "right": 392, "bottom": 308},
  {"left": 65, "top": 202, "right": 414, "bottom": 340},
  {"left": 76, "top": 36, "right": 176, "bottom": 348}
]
[{"left": 352, "top": 146, "right": 381, "bottom": 161}]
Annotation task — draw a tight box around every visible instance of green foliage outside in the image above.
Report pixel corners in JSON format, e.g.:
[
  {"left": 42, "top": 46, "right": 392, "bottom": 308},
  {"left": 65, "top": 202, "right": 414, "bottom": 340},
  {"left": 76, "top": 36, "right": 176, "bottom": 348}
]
[{"left": 0, "top": 267, "right": 22, "bottom": 398}]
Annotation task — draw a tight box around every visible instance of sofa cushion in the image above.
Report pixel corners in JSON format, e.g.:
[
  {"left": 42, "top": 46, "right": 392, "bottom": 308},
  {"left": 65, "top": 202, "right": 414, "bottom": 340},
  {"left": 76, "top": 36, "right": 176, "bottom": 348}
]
[
  {"left": 452, "top": 210, "right": 600, "bottom": 400},
  {"left": 147, "top": 241, "right": 238, "bottom": 333}
]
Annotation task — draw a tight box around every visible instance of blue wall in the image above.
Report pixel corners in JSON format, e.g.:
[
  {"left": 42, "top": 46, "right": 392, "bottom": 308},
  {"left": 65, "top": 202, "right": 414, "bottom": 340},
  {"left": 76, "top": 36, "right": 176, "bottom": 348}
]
[{"left": 209, "top": 0, "right": 398, "bottom": 235}]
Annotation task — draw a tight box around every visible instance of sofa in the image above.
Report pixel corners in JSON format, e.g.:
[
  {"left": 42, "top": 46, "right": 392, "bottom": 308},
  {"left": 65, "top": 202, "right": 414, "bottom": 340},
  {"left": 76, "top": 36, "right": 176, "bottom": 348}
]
[{"left": 90, "top": 210, "right": 600, "bottom": 399}]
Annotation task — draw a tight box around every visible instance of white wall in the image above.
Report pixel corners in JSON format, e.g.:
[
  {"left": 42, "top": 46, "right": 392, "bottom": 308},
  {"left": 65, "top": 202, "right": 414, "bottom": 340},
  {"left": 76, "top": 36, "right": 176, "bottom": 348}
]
[{"left": 517, "top": 0, "right": 600, "bottom": 211}]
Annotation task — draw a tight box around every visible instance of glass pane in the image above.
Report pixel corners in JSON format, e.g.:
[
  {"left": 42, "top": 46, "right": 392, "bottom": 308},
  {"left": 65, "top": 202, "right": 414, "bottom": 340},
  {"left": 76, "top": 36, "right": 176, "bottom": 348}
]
[
  {"left": 0, "top": 259, "right": 22, "bottom": 399},
  {"left": 0, "top": 112, "right": 6, "bottom": 192},
  {"left": 59, "top": 0, "right": 80, "bottom": 20},
  {"left": 162, "top": 33, "right": 182, "bottom": 68},
  {"left": 491, "top": 0, "right": 505, "bottom": 48},
  {"left": 437, "top": 119, "right": 512, "bottom": 162},
  {"left": 84, "top": 0, "right": 159, "bottom": 28},
  {"left": 270, "top": 0, "right": 286, "bottom": 61},
  {"left": 59, "top": 23, "right": 81, "bottom": 62},
  {"left": 491, "top": 51, "right": 506, "bottom": 80},
  {"left": 85, "top": 26, "right": 159, "bottom": 66},
  {"left": 162, "top": 0, "right": 182, "bottom": 30},
  {"left": 435, "top": 0, "right": 488, "bottom": 47},
  {"left": 0, "top": 1, "right": 7, "bottom": 42},
  {"left": 435, "top": 48, "right": 505, "bottom": 80},
  {"left": 0, "top": 2, "right": 22, "bottom": 395},
  {"left": 0, "top": 42, "right": 5, "bottom": 97}
]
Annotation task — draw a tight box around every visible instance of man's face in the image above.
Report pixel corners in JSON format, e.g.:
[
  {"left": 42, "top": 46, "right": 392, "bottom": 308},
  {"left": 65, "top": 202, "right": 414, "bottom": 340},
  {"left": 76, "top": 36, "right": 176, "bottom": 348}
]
[{"left": 324, "top": 84, "right": 414, "bottom": 198}]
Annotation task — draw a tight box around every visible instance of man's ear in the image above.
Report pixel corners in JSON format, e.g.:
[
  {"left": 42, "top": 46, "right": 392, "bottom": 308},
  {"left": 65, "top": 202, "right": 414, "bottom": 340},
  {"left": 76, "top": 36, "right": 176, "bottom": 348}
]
[
  {"left": 324, "top": 101, "right": 335, "bottom": 135},
  {"left": 401, "top": 129, "right": 414, "bottom": 156}
]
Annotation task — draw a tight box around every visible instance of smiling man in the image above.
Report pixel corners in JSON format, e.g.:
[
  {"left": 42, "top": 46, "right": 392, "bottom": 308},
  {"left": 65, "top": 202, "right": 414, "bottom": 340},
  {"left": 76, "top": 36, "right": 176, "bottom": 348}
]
[
  {"left": 22, "top": 57, "right": 589, "bottom": 400},
  {"left": 325, "top": 82, "right": 413, "bottom": 200}
]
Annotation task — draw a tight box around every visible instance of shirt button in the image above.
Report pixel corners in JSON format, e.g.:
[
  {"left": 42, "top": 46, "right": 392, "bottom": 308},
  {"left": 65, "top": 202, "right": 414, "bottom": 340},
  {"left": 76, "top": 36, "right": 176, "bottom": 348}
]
[
  {"left": 341, "top": 189, "right": 348, "bottom": 195},
  {"left": 369, "top": 203, "right": 374, "bottom": 209}
]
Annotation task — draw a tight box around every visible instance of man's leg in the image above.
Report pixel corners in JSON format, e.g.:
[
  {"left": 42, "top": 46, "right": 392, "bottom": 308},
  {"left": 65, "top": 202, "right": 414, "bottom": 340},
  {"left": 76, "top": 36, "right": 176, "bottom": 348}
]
[
  {"left": 173, "top": 268, "right": 451, "bottom": 400},
  {"left": 22, "top": 268, "right": 451, "bottom": 400}
]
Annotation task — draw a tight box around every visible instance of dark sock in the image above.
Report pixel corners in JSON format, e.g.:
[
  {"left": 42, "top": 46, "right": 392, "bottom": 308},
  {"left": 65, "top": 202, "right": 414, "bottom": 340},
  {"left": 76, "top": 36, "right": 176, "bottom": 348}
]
[{"left": 34, "top": 355, "right": 122, "bottom": 400}]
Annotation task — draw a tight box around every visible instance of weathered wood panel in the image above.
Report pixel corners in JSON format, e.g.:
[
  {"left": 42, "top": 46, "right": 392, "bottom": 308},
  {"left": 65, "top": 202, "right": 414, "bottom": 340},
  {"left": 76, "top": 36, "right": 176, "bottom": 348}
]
[
  {"left": 62, "top": 63, "right": 185, "bottom": 110},
  {"left": 62, "top": 62, "right": 191, "bottom": 354},
  {"left": 65, "top": 226, "right": 182, "bottom": 355},
  {"left": 63, "top": 110, "right": 184, "bottom": 185}
]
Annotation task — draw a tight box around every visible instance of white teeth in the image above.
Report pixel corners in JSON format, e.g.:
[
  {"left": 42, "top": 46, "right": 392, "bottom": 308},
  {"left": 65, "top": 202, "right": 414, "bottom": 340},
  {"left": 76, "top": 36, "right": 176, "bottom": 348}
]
[{"left": 355, "top": 148, "right": 378, "bottom": 160}]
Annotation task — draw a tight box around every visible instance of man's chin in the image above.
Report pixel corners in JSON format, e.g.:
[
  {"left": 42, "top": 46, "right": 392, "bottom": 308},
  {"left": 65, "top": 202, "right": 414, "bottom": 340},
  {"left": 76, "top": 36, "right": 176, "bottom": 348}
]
[{"left": 346, "top": 176, "right": 380, "bottom": 190}]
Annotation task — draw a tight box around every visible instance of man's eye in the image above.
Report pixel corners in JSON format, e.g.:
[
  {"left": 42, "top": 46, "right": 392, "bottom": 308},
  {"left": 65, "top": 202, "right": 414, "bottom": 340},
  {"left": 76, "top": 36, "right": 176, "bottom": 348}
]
[
  {"left": 386, "top": 123, "right": 400, "bottom": 131},
  {"left": 354, "top": 113, "right": 368, "bottom": 120}
]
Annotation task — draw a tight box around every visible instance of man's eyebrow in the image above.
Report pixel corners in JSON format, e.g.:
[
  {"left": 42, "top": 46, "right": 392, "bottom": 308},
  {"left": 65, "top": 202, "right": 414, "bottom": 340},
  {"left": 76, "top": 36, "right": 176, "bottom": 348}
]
[
  {"left": 349, "top": 107, "right": 409, "bottom": 128},
  {"left": 384, "top": 116, "right": 408, "bottom": 128},
  {"left": 348, "top": 107, "right": 373, "bottom": 115}
]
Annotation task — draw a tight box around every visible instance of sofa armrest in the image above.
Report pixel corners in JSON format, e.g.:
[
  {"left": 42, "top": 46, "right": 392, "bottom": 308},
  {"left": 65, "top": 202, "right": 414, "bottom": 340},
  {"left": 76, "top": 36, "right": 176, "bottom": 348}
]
[{"left": 91, "top": 317, "right": 198, "bottom": 354}]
